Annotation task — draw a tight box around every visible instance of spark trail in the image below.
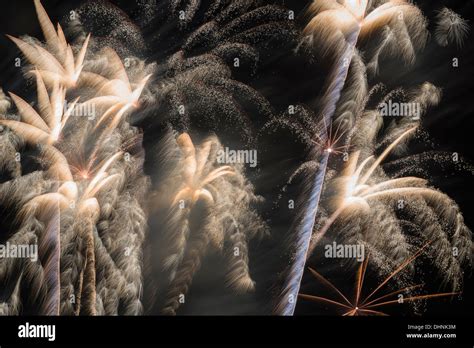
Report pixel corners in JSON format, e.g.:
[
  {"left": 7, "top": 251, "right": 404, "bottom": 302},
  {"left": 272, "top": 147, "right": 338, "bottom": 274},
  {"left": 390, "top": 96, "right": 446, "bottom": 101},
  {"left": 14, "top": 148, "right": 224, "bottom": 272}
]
[{"left": 278, "top": 2, "right": 367, "bottom": 316}]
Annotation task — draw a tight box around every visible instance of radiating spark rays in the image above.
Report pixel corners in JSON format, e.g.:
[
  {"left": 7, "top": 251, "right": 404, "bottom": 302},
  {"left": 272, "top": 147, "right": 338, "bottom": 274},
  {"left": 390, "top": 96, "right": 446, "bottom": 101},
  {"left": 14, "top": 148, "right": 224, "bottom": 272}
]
[
  {"left": 361, "top": 243, "right": 431, "bottom": 305},
  {"left": 21, "top": 191, "right": 71, "bottom": 216},
  {"left": 365, "top": 292, "right": 460, "bottom": 309},
  {"left": 354, "top": 249, "right": 368, "bottom": 305},
  {"left": 298, "top": 293, "right": 352, "bottom": 310},
  {"left": 78, "top": 74, "right": 145, "bottom": 177},
  {"left": 357, "top": 178, "right": 428, "bottom": 197},
  {"left": 307, "top": 267, "right": 352, "bottom": 307},
  {"left": 312, "top": 121, "right": 350, "bottom": 156},
  {"left": 300, "top": 248, "right": 459, "bottom": 316},
  {"left": 361, "top": 283, "right": 424, "bottom": 308},
  {"left": 343, "top": 127, "right": 418, "bottom": 198},
  {"left": 91, "top": 74, "right": 152, "bottom": 123}
]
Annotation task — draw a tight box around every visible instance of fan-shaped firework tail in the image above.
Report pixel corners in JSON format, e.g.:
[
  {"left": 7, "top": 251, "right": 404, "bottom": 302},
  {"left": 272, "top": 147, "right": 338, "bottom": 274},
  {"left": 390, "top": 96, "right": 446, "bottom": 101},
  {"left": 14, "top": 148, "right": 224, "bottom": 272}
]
[{"left": 0, "top": 0, "right": 472, "bottom": 317}]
